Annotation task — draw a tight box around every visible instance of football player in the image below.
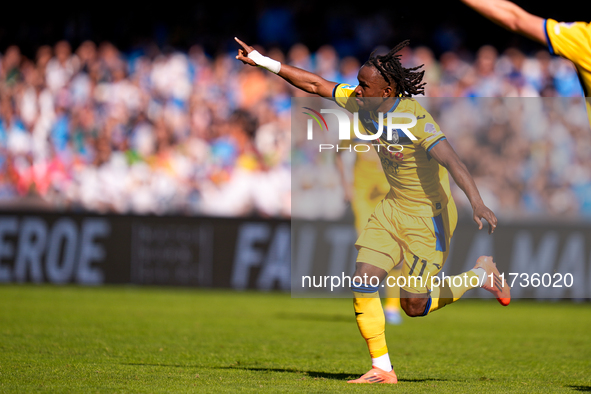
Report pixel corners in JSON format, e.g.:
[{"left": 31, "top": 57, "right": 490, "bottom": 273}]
[
  {"left": 460, "top": 0, "right": 591, "bottom": 125},
  {"left": 235, "top": 37, "right": 509, "bottom": 384}
]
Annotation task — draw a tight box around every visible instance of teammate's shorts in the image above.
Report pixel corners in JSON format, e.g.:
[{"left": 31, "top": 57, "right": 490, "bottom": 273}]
[
  {"left": 351, "top": 183, "right": 389, "bottom": 234},
  {"left": 355, "top": 197, "right": 458, "bottom": 294}
]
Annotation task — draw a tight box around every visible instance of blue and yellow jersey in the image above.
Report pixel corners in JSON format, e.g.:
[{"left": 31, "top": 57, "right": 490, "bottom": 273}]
[
  {"left": 338, "top": 132, "right": 390, "bottom": 232},
  {"left": 333, "top": 83, "right": 452, "bottom": 218},
  {"left": 545, "top": 19, "right": 591, "bottom": 124},
  {"left": 337, "top": 124, "right": 389, "bottom": 194}
]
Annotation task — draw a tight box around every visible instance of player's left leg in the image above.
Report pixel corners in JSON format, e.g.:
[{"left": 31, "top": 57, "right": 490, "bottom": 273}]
[
  {"left": 398, "top": 204, "right": 509, "bottom": 316},
  {"left": 399, "top": 267, "right": 486, "bottom": 317},
  {"left": 400, "top": 255, "right": 510, "bottom": 316},
  {"left": 397, "top": 200, "right": 488, "bottom": 316}
]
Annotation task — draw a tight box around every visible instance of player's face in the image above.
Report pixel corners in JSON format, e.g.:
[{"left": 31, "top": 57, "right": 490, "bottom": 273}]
[{"left": 354, "top": 65, "right": 393, "bottom": 110}]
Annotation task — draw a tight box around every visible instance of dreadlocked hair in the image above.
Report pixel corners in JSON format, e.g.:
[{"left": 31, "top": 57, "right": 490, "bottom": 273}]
[{"left": 364, "top": 40, "right": 426, "bottom": 97}]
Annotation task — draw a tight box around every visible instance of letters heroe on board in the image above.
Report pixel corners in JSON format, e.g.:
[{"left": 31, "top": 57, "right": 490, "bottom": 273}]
[{"left": 0, "top": 216, "right": 110, "bottom": 284}]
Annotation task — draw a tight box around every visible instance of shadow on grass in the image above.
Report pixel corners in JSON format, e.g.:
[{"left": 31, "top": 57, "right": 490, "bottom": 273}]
[
  {"left": 121, "top": 363, "right": 450, "bottom": 383},
  {"left": 122, "top": 363, "right": 352, "bottom": 379},
  {"left": 123, "top": 363, "right": 199, "bottom": 368},
  {"left": 218, "top": 366, "right": 449, "bottom": 382},
  {"left": 568, "top": 386, "right": 591, "bottom": 392},
  {"left": 219, "top": 366, "right": 353, "bottom": 380},
  {"left": 275, "top": 312, "right": 353, "bottom": 323},
  {"left": 397, "top": 378, "right": 450, "bottom": 383}
]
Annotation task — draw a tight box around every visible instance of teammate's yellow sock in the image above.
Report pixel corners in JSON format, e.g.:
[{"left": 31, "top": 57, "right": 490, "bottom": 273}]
[
  {"left": 353, "top": 293, "right": 388, "bottom": 358},
  {"left": 427, "top": 269, "right": 484, "bottom": 314},
  {"left": 384, "top": 268, "right": 402, "bottom": 310}
]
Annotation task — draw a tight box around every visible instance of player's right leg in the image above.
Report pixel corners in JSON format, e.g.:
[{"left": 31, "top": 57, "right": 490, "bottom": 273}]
[
  {"left": 349, "top": 257, "right": 398, "bottom": 384},
  {"left": 352, "top": 194, "right": 402, "bottom": 325},
  {"left": 347, "top": 199, "right": 403, "bottom": 384}
]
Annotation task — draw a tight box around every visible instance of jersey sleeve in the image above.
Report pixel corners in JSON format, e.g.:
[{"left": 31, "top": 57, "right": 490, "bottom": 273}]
[
  {"left": 545, "top": 19, "right": 591, "bottom": 70},
  {"left": 410, "top": 108, "right": 446, "bottom": 152},
  {"left": 332, "top": 83, "right": 359, "bottom": 113}
]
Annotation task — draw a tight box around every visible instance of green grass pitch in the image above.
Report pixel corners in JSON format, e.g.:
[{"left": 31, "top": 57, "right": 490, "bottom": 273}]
[{"left": 0, "top": 285, "right": 590, "bottom": 393}]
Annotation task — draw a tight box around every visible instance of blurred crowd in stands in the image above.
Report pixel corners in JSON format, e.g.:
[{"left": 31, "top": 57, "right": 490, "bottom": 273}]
[{"left": 0, "top": 38, "right": 590, "bottom": 219}]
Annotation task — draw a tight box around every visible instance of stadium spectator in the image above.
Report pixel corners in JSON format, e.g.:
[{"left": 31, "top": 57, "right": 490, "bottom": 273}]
[{"left": 0, "top": 38, "right": 589, "bottom": 219}]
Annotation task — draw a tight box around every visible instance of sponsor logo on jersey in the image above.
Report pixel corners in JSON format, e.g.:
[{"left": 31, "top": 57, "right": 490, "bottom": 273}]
[{"left": 425, "top": 122, "right": 437, "bottom": 134}]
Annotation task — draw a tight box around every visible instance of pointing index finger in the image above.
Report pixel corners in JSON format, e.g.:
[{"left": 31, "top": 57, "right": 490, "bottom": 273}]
[{"left": 234, "top": 37, "right": 248, "bottom": 49}]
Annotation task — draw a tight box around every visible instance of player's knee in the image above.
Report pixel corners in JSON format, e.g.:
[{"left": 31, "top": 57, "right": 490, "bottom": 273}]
[
  {"left": 352, "top": 262, "right": 388, "bottom": 283},
  {"left": 400, "top": 297, "right": 428, "bottom": 317}
]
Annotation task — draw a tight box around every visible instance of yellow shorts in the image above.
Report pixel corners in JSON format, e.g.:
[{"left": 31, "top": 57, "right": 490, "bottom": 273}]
[
  {"left": 355, "top": 197, "right": 458, "bottom": 294},
  {"left": 351, "top": 183, "right": 389, "bottom": 234}
]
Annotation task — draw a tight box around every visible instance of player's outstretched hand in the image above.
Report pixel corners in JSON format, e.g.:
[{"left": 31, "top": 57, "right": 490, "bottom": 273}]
[
  {"left": 234, "top": 37, "right": 257, "bottom": 66},
  {"left": 472, "top": 204, "right": 497, "bottom": 234}
]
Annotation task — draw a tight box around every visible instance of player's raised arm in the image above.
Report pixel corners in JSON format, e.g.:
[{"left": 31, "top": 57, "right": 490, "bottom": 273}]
[
  {"left": 460, "top": 0, "right": 546, "bottom": 45},
  {"left": 429, "top": 139, "right": 498, "bottom": 234},
  {"left": 235, "top": 37, "right": 337, "bottom": 98}
]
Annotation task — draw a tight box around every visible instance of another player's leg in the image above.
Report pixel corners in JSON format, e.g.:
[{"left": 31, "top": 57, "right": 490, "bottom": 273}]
[{"left": 383, "top": 266, "right": 403, "bottom": 325}]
